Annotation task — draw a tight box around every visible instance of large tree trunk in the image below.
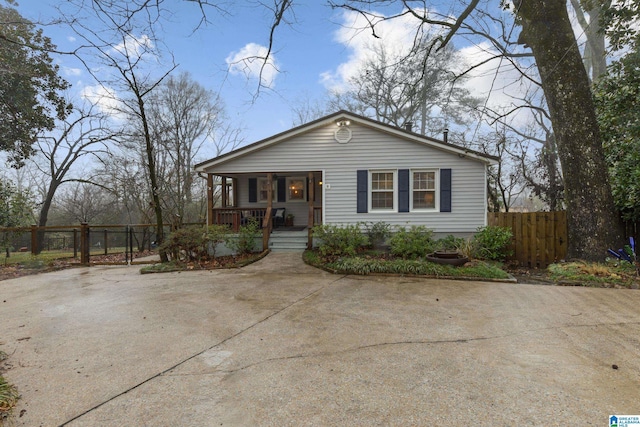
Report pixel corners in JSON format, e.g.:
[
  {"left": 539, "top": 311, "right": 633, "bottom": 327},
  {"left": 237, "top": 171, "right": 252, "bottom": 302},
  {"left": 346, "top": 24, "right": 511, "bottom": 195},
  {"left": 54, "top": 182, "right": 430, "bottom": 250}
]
[
  {"left": 137, "top": 95, "right": 168, "bottom": 263},
  {"left": 515, "top": 0, "right": 622, "bottom": 260}
]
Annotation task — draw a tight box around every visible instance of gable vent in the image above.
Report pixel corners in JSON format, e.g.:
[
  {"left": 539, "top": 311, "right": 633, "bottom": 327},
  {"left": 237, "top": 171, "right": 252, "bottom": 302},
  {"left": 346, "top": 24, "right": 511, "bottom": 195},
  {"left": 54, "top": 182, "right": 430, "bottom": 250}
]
[{"left": 334, "top": 127, "right": 352, "bottom": 143}]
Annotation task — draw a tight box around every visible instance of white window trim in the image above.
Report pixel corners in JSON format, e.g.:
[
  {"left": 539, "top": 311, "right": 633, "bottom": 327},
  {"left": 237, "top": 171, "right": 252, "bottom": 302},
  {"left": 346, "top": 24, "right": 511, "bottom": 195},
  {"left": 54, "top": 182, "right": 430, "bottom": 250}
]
[
  {"left": 286, "top": 176, "right": 306, "bottom": 203},
  {"left": 410, "top": 169, "right": 439, "bottom": 212},
  {"left": 369, "top": 170, "right": 397, "bottom": 212},
  {"left": 257, "top": 177, "right": 276, "bottom": 203}
]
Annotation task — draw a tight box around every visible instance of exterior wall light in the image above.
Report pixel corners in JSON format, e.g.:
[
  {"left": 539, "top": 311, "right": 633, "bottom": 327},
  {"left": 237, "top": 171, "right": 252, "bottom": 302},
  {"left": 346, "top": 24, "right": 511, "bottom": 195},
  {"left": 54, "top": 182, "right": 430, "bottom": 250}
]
[{"left": 336, "top": 119, "right": 351, "bottom": 127}]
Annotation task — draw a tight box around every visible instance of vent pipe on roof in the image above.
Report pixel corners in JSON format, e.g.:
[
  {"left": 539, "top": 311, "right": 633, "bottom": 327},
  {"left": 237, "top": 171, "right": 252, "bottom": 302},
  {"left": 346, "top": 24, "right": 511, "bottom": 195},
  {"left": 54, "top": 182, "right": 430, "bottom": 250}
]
[
  {"left": 443, "top": 128, "right": 449, "bottom": 143},
  {"left": 404, "top": 121, "right": 413, "bottom": 132}
]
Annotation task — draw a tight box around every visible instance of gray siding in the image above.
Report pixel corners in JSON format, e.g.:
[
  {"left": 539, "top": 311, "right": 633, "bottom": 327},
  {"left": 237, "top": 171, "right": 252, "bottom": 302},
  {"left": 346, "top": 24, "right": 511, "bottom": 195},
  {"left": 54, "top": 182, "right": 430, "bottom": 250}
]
[{"left": 207, "top": 123, "right": 487, "bottom": 233}]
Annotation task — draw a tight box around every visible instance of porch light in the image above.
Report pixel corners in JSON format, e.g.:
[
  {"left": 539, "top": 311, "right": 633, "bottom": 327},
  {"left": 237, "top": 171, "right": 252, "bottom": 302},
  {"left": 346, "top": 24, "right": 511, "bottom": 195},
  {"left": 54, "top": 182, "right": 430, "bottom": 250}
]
[{"left": 319, "top": 181, "right": 323, "bottom": 185}]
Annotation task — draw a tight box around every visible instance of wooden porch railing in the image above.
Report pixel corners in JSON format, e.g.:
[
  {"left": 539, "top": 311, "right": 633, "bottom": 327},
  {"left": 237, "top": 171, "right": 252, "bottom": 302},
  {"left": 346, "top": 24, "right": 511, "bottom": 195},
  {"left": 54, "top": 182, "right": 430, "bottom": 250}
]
[{"left": 211, "top": 208, "right": 267, "bottom": 232}]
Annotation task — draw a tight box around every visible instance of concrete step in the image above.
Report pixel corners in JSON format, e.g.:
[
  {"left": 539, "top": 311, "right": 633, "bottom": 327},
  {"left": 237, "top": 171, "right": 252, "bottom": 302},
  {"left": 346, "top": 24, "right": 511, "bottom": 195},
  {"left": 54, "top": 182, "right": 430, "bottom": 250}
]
[{"left": 269, "top": 231, "right": 307, "bottom": 252}]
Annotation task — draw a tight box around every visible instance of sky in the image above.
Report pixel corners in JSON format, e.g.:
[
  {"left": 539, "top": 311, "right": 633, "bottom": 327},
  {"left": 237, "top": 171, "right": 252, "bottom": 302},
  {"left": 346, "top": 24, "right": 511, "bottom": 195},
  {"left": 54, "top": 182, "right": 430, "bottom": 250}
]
[{"left": 15, "top": 1, "right": 533, "bottom": 161}]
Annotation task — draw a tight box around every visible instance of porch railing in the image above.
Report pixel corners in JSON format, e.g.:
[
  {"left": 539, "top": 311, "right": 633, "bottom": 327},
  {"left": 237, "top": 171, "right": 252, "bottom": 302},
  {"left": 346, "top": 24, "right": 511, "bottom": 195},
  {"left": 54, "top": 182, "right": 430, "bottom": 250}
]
[{"left": 211, "top": 208, "right": 267, "bottom": 232}]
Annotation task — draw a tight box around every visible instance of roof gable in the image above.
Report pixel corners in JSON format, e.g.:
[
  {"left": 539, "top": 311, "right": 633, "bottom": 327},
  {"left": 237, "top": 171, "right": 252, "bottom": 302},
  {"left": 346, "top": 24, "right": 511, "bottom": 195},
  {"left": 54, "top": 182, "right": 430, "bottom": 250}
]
[{"left": 194, "top": 110, "right": 498, "bottom": 171}]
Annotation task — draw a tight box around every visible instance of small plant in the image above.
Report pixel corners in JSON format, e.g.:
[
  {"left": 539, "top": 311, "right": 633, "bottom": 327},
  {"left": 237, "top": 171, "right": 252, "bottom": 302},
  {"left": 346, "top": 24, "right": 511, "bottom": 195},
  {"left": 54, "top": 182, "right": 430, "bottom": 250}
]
[
  {"left": 607, "top": 237, "right": 639, "bottom": 276},
  {"left": 388, "top": 225, "right": 434, "bottom": 259},
  {"left": 1, "top": 351, "right": 19, "bottom": 418},
  {"left": 226, "top": 218, "right": 261, "bottom": 255},
  {"left": 364, "top": 221, "right": 391, "bottom": 248},
  {"left": 455, "top": 238, "right": 475, "bottom": 259},
  {"left": 204, "top": 225, "right": 229, "bottom": 258},
  {"left": 312, "top": 223, "right": 369, "bottom": 258},
  {"left": 472, "top": 226, "right": 513, "bottom": 261},
  {"left": 434, "top": 234, "right": 465, "bottom": 252}
]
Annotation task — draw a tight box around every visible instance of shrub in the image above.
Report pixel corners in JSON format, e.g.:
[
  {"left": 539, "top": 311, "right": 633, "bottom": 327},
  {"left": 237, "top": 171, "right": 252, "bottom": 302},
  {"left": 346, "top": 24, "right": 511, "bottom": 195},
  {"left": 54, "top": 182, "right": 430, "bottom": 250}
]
[
  {"left": 161, "top": 224, "right": 229, "bottom": 262},
  {"left": 160, "top": 226, "right": 209, "bottom": 262},
  {"left": 364, "top": 221, "right": 391, "bottom": 248},
  {"left": 225, "top": 218, "right": 261, "bottom": 255},
  {"left": 205, "top": 225, "right": 230, "bottom": 258},
  {"left": 388, "top": 225, "right": 434, "bottom": 259},
  {"left": 434, "top": 234, "right": 465, "bottom": 252},
  {"left": 312, "top": 223, "right": 369, "bottom": 258},
  {"left": 472, "top": 226, "right": 513, "bottom": 261}
]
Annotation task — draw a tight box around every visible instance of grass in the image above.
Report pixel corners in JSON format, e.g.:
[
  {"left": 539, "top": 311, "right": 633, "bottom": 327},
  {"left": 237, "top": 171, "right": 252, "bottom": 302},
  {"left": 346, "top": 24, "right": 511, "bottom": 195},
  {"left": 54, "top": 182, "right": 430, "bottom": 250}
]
[
  {"left": 303, "top": 250, "right": 511, "bottom": 281},
  {"left": 548, "top": 261, "right": 639, "bottom": 288},
  {"left": 140, "top": 251, "right": 268, "bottom": 274},
  {"left": 0, "top": 352, "right": 19, "bottom": 421},
  {"left": 2, "top": 247, "right": 136, "bottom": 266}
]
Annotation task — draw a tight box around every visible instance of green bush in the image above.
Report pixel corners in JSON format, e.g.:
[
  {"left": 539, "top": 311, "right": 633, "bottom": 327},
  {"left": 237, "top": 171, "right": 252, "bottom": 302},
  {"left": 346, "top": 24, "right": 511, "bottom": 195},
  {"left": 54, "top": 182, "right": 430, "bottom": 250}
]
[
  {"left": 160, "top": 226, "right": 206, "bottom": 262},
  {"left": 225, "top": 218, "right": 261, "bottom": 255},
  {"left": 161, "top": 224, "right": 229, "bottom": 262},
  {"left": 434, "top": 234, "right": 465, "bottom": 252},
  {"left": 312, "top": 223, "right": 369, "bottom": 258},
  {"left": 388, "top": 225, "right": 434, "bottom": 259},
  {"left": 205, "top": 225, "right": 231, "bottom": 258},
  {"left": 364, "top": 221, "right": 391, "bottom": 248},
  {"left": 472, "top": 226, "right": 513, "bottom": 261}
]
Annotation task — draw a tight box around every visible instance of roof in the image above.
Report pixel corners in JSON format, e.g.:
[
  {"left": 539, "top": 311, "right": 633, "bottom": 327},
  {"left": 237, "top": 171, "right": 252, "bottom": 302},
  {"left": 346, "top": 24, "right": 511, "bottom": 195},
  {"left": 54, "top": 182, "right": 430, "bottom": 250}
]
[{"left": 194, "top": 110, "right": 499, "bottom": 171}]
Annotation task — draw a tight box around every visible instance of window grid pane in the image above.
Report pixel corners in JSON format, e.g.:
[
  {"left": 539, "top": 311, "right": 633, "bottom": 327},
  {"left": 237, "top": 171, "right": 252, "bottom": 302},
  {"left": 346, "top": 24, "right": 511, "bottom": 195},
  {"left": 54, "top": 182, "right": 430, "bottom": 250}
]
[
  {"left": 412, "top": 171, "right": 436, "bottom": 209},
  {"left": 372, "top": 192, "right": 394, "bottom": 209},
  {"left": 413, "top": 191, "right": 435, "bottom": 209},
  {"left": 371, "top": 172, "right": 394, "bottom": 210},
  {"left": 372, "top": 173, "right": 393, "bottom": 190}
]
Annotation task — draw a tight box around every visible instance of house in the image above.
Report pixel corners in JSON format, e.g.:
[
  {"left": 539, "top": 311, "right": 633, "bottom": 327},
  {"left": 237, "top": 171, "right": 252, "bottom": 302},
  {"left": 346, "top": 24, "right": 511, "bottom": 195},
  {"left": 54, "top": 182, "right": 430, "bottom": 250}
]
[{"left": 194, "top": 110, "right": 498, "bottom": 250}]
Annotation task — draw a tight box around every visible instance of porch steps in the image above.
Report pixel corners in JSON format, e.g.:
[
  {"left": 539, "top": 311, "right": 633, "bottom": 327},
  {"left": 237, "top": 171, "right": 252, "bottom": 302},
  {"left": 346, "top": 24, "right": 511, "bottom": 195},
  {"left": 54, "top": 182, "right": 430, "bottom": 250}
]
[{"left": 269, "top": 230, "right": 308, "bottom": 252}]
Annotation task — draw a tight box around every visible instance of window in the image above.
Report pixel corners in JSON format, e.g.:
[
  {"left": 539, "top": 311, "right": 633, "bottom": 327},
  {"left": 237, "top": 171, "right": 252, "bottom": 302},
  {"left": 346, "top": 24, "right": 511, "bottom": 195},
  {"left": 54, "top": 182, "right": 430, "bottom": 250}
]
[
  {"left": 412, "top": 170, "right": 436, "bottom": 210},
  {"left": 370, "top": 171, "right": 395, "bottom": 211},
  {"left": 286, "top": 177, "right": 306, "bottom": 202},
  {"left": 258, "top": 178, "right": 276, "bottom": 202}
]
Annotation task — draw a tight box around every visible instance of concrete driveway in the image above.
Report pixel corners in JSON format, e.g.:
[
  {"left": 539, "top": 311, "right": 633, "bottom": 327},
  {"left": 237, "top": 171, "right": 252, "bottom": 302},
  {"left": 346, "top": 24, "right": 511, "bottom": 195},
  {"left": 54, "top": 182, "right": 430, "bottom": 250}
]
[{"left": 1, "top": 253, "right": 639, "bottom": 426}]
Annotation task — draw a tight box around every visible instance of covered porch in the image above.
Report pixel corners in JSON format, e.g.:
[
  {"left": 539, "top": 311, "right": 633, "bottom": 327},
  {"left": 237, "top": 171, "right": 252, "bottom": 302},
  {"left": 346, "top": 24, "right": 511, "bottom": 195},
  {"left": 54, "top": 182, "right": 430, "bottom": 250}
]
[{"left": 205, "top": 171, "right": 323, "bottom": 249}]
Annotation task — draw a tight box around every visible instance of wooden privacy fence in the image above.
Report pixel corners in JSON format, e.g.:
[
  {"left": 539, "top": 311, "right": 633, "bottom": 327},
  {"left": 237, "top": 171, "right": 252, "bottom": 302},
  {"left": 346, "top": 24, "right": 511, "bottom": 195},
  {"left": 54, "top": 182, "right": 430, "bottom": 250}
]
[{"left": 488, "top": 211, "right": 567, "bottom": 268}]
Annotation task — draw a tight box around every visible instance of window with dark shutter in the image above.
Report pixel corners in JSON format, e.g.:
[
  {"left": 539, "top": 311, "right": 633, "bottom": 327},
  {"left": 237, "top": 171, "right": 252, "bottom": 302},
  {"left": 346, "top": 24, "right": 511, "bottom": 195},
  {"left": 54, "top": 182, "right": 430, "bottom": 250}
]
[
  {"left": 440, "top": 169, "right": 452, "bottom": 212},
  {"left": 357, "top": 170, "right": 368, "bottom": 213},
  {"left": 398, "top": 169, "right": 409, "bottom": 212},
  {"left": 248, "top": 178, "right": 257, "bottom": 203}
]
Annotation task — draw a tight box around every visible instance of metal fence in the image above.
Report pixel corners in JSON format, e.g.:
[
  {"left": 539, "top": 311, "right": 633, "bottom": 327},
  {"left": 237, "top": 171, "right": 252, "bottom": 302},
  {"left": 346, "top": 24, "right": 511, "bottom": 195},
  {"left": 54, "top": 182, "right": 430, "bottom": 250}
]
[{"left": 0, "top": 223, "right": 188, "bottom": 265}]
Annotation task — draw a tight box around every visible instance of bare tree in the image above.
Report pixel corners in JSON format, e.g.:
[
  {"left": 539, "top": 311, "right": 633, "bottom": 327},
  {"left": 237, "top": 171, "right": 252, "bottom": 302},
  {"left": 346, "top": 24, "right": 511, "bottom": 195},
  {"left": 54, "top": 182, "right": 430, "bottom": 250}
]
[
  {"left": 145, "top": 72, "right": 242, "bottom": 224},
  {"left": 58, "top": 2, "right": 181, "bottom": 262},
  {"left": 569, "top": 0, "right": 608, "bottom": 82},
  {"left": 28, "top": 101, "right": 115, "bottom": 252},
  {"left": 328, "top": 35, "right": 480, "bottom": 137},
  {"left": 54, "top": 182, "right": 115, "bottom": 224}
]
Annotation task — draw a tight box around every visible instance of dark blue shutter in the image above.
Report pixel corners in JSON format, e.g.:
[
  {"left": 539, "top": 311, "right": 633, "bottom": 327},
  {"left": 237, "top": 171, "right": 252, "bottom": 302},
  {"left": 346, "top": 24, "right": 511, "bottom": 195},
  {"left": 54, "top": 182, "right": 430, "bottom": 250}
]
[
  {"left": 357, "top": 170, "right": 368, "bottom": 213},
  {"left": 277, "top": 177, "right": 286, "bottom": 202},
  {"left": 248, "top": 178, "right": 257, "bottom": 203},
  {"left": 440, "top": 169, "right": 452, "bottom": 212},
  {"left": 399, "top": 169, "right": 410, "bottom": 212}
]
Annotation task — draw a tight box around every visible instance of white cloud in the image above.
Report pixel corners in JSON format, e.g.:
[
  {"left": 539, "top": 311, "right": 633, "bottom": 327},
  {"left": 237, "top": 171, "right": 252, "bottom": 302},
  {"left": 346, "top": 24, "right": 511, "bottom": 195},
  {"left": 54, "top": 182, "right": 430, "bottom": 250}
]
[
  {"left": 63, "top": 67, "right": 83, "bottom": 77},
  {"left": 110, "top": 34, "right": 155, "bottom": 61},
  {"left": 80, "top": 84, "right": 124, "bottom": 120},
  {"left": 320, "top": 9, "right": 443, "bottom": 92},
  {"left": 67, "top": 36, "right": 76, "bottom": 43},
  {"left": 324, "top": 9, "right": 539, "bottom": 127},
  {"left": 226, "top": 43, "right": 279, "bottom": 89}
]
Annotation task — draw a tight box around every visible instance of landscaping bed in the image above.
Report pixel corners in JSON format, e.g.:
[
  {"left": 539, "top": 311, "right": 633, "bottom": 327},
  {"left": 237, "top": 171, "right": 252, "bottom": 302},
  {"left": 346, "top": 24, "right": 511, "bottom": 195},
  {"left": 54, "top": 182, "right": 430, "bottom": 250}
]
[{"left": 140, "top": 250, "right": 268, "bottom": 274}]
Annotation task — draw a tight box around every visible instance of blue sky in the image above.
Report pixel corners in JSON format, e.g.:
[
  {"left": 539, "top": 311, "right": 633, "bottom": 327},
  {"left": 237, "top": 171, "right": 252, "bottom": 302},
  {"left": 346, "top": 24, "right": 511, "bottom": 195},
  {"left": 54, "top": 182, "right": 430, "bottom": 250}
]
[
  {"left": 15, "top": 1, "right": 536, "bottom": 160},
  {"left": 16, "top": 2, "right": 361, "bottom": 147}
]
